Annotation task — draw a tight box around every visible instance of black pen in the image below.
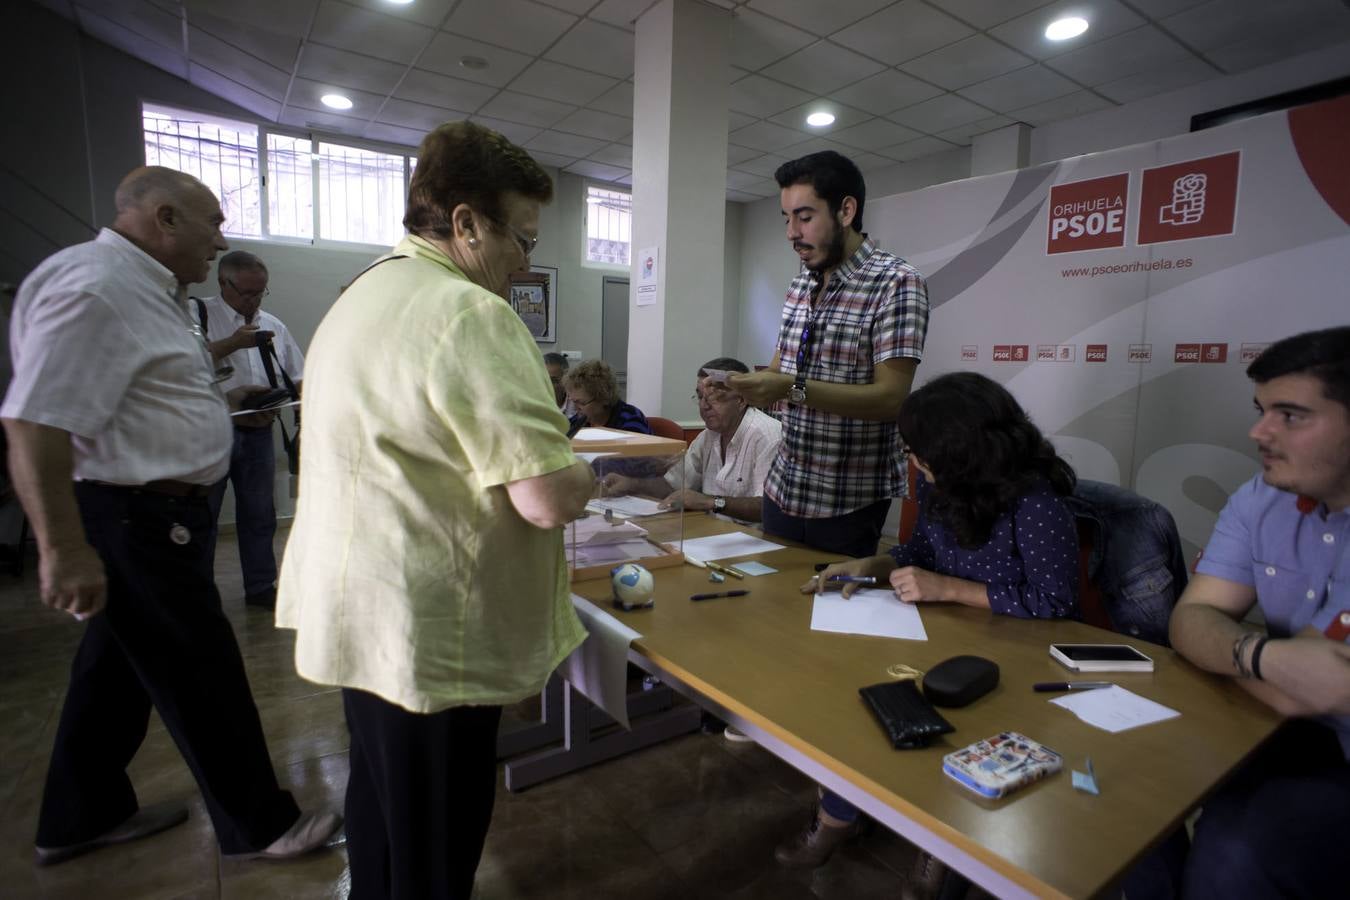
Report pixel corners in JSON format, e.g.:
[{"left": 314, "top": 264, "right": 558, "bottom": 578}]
[
  {"left": 827, "top": 575, "right": 877, "bottom": 584},
  {"left": 690, "top": 590, "right": 749, "bottom": 601},
  {"left": 1033, "top": 681, "right": 1113, "bottom": 692}
]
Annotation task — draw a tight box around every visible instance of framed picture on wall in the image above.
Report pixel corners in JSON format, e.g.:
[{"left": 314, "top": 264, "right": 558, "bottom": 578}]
[{"left": 508, "top": 266, "right": 557, "bottom": 343}]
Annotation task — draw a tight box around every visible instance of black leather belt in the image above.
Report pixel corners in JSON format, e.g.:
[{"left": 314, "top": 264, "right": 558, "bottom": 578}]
[{"left": 83, "top": 480, "right": 213, "bottom": 498}]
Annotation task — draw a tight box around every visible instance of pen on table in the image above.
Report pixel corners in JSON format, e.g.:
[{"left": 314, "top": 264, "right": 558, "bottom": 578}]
[
  {"left": 826, "top": 575, "right": 877, "bottom": 585},
  {"left": 1033, "top": 681, "right": 1114, "bottom": 692},
  {"left": 690, "top": 590, "right": 750, "bottom": 601},
  {"left": 685, "top": 555, "right": 708, "bottom": 569},
  {"left": 706, "top": 560, "right": 746, "bottom": 579}
]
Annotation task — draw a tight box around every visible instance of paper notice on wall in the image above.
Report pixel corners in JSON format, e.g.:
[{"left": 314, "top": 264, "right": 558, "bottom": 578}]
[{"left": 636, "top": 246, "right": 659, "bottom": 307}]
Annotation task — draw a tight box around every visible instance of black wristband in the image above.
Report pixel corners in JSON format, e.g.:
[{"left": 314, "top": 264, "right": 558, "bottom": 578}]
[{"left": 1250, "top": 636, "right": 1270, "bottom": 681}]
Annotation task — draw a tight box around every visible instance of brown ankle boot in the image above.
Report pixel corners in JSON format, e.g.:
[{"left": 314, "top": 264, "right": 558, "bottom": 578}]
[
  {"left": 901, "top": 850, "right": 950, "bottom": 900},
  {"left": 774, "top": 809, "right": 856, "bottom": 869}
]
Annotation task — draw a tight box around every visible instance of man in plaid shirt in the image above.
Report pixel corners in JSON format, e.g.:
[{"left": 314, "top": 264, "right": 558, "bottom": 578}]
[{"left": 731, "top": 151, "right": 928, "bottom": 558}]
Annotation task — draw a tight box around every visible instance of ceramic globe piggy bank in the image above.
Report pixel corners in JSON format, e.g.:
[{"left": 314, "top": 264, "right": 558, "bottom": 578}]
[{"left": 611, "top": 563, "right": 655, "bottom": 610}]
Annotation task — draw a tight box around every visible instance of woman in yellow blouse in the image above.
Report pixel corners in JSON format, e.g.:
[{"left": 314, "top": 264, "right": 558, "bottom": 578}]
[{"left": 276, "top": 122, "right": 594, "bottom": 899}]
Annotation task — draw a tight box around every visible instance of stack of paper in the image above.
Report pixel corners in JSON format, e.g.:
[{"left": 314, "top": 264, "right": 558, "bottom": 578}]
[{"left": 810, "top": 589, "right": 928, "bottom": 641}]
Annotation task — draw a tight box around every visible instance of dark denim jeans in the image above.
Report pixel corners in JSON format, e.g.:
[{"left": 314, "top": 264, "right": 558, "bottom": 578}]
[
  {"left": 761, "top": 496, "right": 892, "bottom": 560},
  {"left": 207, "top": 426, "right": 278, "bottom": 597}
]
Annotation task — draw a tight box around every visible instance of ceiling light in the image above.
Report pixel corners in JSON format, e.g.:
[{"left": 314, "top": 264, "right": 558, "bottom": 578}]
[
  {"left": 1045, "top": 16, "right": 1089, "bottom": 41},
  {"left": 460, "top": 56, "right": 489, "bottom": 71},
  {"left": 806, "top": 111, "right": 835, "bottom": 127},
  {"left": 321, "top": 93, "right": 353, "bottom": 111},
  {"left": 385, "top": 1, "right": 415, "bottom": 6}
]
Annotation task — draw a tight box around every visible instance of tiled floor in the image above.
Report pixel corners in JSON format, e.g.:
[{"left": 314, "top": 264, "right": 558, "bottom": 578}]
[{"left": 0, "top": 527, "right": 936, "bottom": 899}]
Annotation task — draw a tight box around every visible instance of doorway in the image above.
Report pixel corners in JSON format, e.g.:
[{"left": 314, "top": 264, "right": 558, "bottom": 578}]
[{"left": 601, "top": 276, "right": 629, "bottom": 398}]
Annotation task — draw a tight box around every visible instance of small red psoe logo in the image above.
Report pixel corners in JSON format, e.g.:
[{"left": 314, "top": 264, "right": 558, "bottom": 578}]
[
  {"left": 1138, "top": 151, "right": 1240, "bottom": 246},
  {"left": 1085, "top": 344, "right": 1108, "bottom": 362},
  {"left": 1175, "top": 343, "right": 1202, "bottom": 363},
  {"left": 1129, "top": 344, "right": 1152, "bottom": 363},
  {"left": 1240, "top": 342, "right": 1270, "bottom": 362},
  {"left": 1037, "top": 344, "right": 1075, "bottom": 361},
  {"left": 960, "top": 345, "right": 978, "bottom": 361},
  {"left": 1201, "top": 343, "right": 1228, "bottom": 363},
  {"left": 1047, "top": 173, "right": 1129, "bottom": 254},
  {"left": 992, "top": 345, "right": 1030, "bottom": 362}
]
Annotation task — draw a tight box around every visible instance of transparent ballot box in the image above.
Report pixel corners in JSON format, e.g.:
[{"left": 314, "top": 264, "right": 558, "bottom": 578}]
[{"left": 567, "top": 427, "right": 686, "bottom": 581}]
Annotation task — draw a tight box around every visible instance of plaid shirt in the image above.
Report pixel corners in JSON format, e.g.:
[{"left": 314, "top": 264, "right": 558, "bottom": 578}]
[{"left": 764, "top": 236, "right": 928, "bottom": 518}]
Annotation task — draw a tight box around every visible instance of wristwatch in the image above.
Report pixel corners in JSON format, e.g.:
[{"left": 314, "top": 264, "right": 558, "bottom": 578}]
[
  {"left": 788, "top": 376, "right": 807, "bottom": 405},
  {"left": 712, "top": 496, "right": 727, "bottom": 512}
]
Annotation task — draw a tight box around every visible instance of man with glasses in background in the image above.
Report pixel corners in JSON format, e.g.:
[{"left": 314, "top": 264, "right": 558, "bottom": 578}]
[
  {"left": 198, "top": 250, "right": 304, "bottom": 609},
  {"left": 600, "top": 357, "right": 781, "bottom": 522},
  {"left": 729, "top": 151, "right": 928, "bottom": 558}
]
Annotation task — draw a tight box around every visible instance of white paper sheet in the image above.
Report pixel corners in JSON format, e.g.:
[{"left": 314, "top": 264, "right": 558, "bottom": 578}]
[
  {"left": 587, "top": 495, "right": 665, "bottom": 517},
  {"left": 682, "top": 532, "right": 786, "bottom": 562},
  {"left": 230, "top": 400, "right": 300, "bottom": 417},
  {"left": 559, "top": 594, "right": 642, "bottom": 730},
  {"left": 810, "top": 588, "right": 928, "bottom": 641},
  {"left": 574, "top": 427, "right": 640, "bottom": 441},
  {"left": 1050, "top": 685, "right": 1181, "bottom": 733}
]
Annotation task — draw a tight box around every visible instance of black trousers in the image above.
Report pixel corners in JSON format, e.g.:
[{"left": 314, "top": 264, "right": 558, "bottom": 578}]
[
  {"left": 343, "top": 688, "right": 503, "bottom": 900},
  {"left": 761, "top": 496, "right": 893, "bottom": 559},
  {"left": 36, "top": 482, "right": 299, "bottom": 853}
]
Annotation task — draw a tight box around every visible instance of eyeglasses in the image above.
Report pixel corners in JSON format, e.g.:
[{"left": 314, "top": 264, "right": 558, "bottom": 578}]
[
  {"left": 226, "top": 278, "right": 269, "bottom": 302},
  {"left": 692, "top": 388, "right": 735, "bottom": 405},
  {"left": 491, "top": 219, "right": 538, "bottom": 258}
]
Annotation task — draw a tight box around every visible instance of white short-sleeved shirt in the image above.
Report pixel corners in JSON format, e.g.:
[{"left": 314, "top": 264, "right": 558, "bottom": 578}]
[
  {"left": 195, "top": 294, "right": 304, "bottom": 393},
  {"left": 2, "top": 228, "right": 231, "bottom": 485},
  {"left": 666, "top": 406, "right": 782, "bottom": 499}
]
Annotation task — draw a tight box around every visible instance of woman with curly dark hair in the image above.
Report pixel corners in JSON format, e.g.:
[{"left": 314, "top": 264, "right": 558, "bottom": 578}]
[{"left": 776, "top": 372, "right": 1080, "bottom": 877}]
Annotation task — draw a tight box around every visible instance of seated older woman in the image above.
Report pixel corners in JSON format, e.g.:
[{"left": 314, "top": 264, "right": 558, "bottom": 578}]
[
  {"left": 600, "top": 357, "right": 781, "bottom": 522},
  {"left": 563, "top": 359, "right": 650, "bottom": 438}
]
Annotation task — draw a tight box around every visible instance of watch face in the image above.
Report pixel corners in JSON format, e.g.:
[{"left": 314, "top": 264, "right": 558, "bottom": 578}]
[
  {"left": 789, "top": 384, "right": 806, "bottom": 403},
  {"left": 713, "top": 497, "right": 726, "bottom": 510}
]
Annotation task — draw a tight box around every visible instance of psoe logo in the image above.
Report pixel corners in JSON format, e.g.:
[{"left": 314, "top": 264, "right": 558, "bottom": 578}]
[
  {"left": 1047, "top": 173, "right": 1129, "bottom": 254},
  {"left": 1037, "top": 344, "right": 1075, "bottom": 361},
  {"left": 1201, "top": 343, "right": 1228, "bottom": 363},
  {"left": 1240, "top": 342, "right": 1271, "bottom": 362},
  {"left": 960, "top": 345, "right": 979, "bottom": 361},
  {"left": 1128, "top": 343, "right": 1153, "bottom": 363},
  {"left": 1085, "top": 344, "right": 1108, "bottom": 362},
  {"left": 1138, "top": 151, "right": 1240, "bottom": 246},
  {"left": 993, "top": 345, "right": 1030, "bottom": 362},
  {"left": 1174, "top": 343, "right": 1202, "bottom": 363}
]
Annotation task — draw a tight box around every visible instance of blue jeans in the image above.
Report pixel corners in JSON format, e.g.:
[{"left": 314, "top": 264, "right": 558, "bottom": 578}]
[
  {"left": 761, "top": 496, "right": 892, "bottom": 560},
  {"left": 1183, "top": 720, "right": 1349, "bottom": 899},
  {"left": 207, "top": 426, "right": 278, "bottom": 597}
]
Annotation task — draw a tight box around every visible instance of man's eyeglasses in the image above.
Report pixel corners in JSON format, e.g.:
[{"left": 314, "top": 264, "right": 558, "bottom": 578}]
[
  {"left": 692, "top": 388, "right": 734, "bottom": 405},
  {"left": 227, "top": 278, "right": 269, "bottom": 302}
]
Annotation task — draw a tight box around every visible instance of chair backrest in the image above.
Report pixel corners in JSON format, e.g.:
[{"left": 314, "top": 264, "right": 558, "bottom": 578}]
[
  {"left": 646, "top": 416, "right": 686, "bottom": 442},
  {"left": 1065, "top": 480, "right": 1188, "bottom": 647}
]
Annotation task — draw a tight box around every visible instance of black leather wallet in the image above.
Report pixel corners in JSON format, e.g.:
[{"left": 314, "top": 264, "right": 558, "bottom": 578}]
[{"left": 858, "top": 679, "right": 955, "bottom": 749}]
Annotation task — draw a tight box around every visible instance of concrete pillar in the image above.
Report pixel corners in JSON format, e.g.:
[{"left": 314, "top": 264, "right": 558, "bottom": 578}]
[{"left": 627, "top": 0, "right": 731, "bottom": 420}]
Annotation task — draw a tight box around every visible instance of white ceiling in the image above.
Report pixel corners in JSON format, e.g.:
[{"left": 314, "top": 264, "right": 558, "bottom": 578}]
[{"left": 36, "top": 0, "right": 1350, "bottom": 202}]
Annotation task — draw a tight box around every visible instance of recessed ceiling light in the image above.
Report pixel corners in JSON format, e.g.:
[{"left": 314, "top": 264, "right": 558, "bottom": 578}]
[
  {"left": 460, "top": 56, "right": 489, "bottom": 71},
  {"left": 1045, "top": 16, "right": 1089, "bottom": 41},
  {"left": 385, "top": 1, "right": 415, "bottom": 6},
  {"left": 806, "top": 111, "right": 835, "bottom": 127},
  {"left": 321, "top": 93, "right": 353, "bottom": 111}
]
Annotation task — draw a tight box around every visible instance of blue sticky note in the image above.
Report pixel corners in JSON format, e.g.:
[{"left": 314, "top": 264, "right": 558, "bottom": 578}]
[
  {"left": 733, "top": 561, "right": 778, "bottom": 576},
  {"left": 1072, "top": 757, "right": 1100, "bottom": 795}
]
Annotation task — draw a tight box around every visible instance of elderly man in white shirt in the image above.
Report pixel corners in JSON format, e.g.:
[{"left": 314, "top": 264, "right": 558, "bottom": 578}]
[
  {"left": 195, "top": 250, "right": 304, "bottom": 609},
  {"left": 1, "top": 166, "right": 338, "bottom": 866},
  {"left": 600, "top": 357, "right": 782, "bottom": 522}
]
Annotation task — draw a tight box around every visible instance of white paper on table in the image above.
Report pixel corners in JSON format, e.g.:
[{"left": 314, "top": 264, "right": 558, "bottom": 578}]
[
  {"left": 810, "top": 588, "right": 928, "bottom": 641},
  {"left": 574, "top": 427, "right": 640, "bottom": 441},
  {"left": 230, "top": 400, "right": 300, "bottom": 417},
  {"left": 682, "top": 531, "right": 786, "bottom": 562},
  {"left": 587, "top": 495, "right": 665, "bottom": 517},
  {"left": 577, "top": 452, "right": 618, "bottom": 462},
  {"left": 569, "top": 540, "right": 653, "bottom": 567},
  {"left": 560, "top": 594, "right": 642, "bottom": 730},
  {"left": 570, "top": 516, "right": 649, "bottom": 546},
  {"left": 1050, "top": 685, "right": 1181, "bottom": 733}
]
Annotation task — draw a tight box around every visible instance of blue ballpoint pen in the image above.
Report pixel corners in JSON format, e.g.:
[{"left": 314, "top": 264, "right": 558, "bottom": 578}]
[
  {"left": 1033, "top": 681, "right": 1113, "bottom": 692},
  {"left": 826, "top": 575, "right": 877, "bottom": 584}
]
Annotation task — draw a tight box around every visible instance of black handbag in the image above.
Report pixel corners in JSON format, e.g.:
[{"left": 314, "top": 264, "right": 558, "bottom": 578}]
[{"left": 858, "top": 679, "right": 955, "bottom": 749}]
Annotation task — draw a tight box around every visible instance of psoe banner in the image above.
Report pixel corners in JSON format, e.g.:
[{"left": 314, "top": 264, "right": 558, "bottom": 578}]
[{"left": 866, "top": 94, "right": 1350, "bottom": 556}]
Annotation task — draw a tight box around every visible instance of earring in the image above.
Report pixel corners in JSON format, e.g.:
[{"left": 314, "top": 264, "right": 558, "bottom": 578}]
[{"left": 467, "top": 237, "right": 479, "bottom": 248}]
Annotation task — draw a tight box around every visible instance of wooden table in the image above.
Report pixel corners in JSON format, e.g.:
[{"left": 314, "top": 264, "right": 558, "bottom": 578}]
[{"left": 572, "top": 515, "right": 1281, "bottom": 900}]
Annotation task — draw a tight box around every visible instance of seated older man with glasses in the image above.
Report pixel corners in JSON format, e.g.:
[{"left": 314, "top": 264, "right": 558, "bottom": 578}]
[{"left": 600, "top": 357, "right": 781, "bottom": 522}]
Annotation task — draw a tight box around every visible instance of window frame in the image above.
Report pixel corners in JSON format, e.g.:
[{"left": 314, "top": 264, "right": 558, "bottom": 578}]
[
  {"left": 139, "top": 99, "right": 417, "bottom": 253},
  {"left": 581, "top": 180, "right": 633, "bottom": 273}
]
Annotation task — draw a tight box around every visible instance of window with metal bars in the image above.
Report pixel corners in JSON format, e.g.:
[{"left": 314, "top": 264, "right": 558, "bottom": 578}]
[
  {"left": 585, "top": 185, "right": 631, "bottom": 267},
  {"left": 143, "top": 103, "right": 261, "bottom": 238}
]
